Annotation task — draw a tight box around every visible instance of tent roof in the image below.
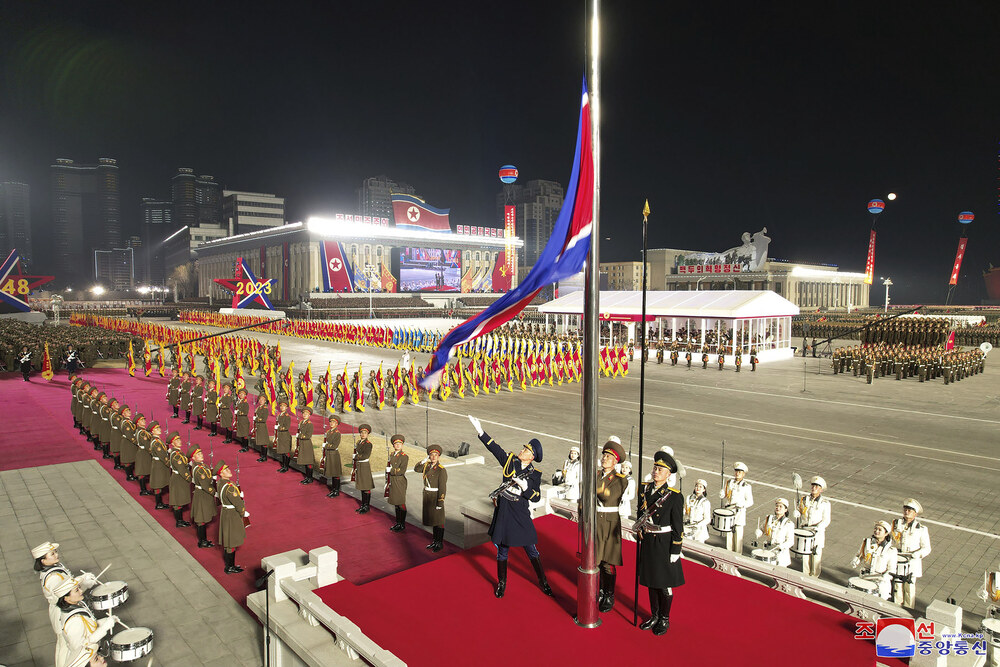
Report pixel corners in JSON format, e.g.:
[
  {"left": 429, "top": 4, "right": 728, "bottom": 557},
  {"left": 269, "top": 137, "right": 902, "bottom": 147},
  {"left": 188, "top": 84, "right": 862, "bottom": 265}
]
[{"left": 538, "top": 290, "right": 799, "bottom": 319}]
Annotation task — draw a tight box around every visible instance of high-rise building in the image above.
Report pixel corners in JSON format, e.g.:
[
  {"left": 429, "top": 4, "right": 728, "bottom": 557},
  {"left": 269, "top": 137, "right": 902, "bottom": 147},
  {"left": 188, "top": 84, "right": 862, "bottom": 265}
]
[
  {"left": 140, "top": 198, "right": 176, "bottom": 285},
  {"left": 358, "top": 175, "right": 416, "bottom": 222},
  {"left": 222, "top": 191, "right": 285, "bottom": 234},
  {"left": 94, "top": 247, "right": 135, "bottom": 291},
  {"left": 51, "top": 158, "right": 121, "bottom": 285},
  {"left": 0, "top": 182, "right": 32, "bottom": 269},
  {"left": 495, "top": 179, "right": 564, "bottom": 268},
  {"left": 171, "top": 168, "right": 222, "bottom": 228}
]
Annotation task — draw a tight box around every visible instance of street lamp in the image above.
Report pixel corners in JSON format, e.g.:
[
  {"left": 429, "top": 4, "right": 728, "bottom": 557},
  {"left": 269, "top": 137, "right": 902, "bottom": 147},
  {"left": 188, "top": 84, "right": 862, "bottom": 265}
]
[
  {"left": 882, "top": 277, "right": 892, "bottom": 313},
  {"left": 364, "top": 263, "right": 378, "bottom": 319}
]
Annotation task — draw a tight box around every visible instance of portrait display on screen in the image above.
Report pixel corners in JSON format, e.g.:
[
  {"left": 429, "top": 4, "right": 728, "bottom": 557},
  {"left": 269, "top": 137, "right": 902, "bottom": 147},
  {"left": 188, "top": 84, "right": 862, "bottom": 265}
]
[{"left": 399, "top": 247, "right": 461, "bottom": 292}]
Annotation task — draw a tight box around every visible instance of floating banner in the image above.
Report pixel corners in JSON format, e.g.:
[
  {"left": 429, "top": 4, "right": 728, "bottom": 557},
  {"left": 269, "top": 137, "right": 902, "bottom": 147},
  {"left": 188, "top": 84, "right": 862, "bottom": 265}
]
[
  {"left": 864, "top": 229, "right": 876, "bottom": 285},
  {"left": 949, "top": 237, "right": 968, "bottom": 286}
]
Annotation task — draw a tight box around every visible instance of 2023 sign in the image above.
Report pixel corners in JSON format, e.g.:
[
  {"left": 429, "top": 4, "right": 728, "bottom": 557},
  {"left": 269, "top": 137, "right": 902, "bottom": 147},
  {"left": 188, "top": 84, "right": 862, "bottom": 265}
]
[{"left": 236, "top": 280, "right": 272, "bottom": 295}]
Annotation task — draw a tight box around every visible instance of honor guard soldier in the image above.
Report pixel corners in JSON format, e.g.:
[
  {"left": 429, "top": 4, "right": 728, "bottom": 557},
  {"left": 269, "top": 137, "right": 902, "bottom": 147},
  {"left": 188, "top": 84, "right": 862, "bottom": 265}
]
[
  {"left": 755, "top": 498, "right": 794, "bottom": 566},
  {"left": 253, "top": 399, "right": 270, "bottom": 462},
  {"left": 734, "top": 349, "right": 742, "bottom": 372},
  {"left": 685, "top": 345, "right": 693, "bottom": 368},
  {"left": 656, "top": 342, "right": 664, "bottom": 364},
  {"left": 98, "top": 394, "right": 112, "bottom": 460},
  {"left": 669, "top": 346, "right": 678, "bottom": 366},
  {"left": 191, "top": 375, "right": 205, "bottom": 430},
  {"left": 235, "top": 388, "right": 251, "bottom": 452},
  {"left": 108, "top": 399, "right": 123, "bottom": 469},
  {"left": 684, "top": 479, "right": 711, "bottom": 544},
  {"left": 353, "top": 424, "right": 375, "bottom": 513},
  {"left": 274, "top": 400, "right": 293, "bottom": 472},
  {"left": 468, "top": 415, "right": 553, "bottom": 599},
  {"left": 414, "top": 444, "right": 447, "bottom": 550},
  {"left": 595, "top": 439, "right": 628, "bottom": 612},
  {"left": 149, "top": 422, "right": 171, "bottom": 510},
  {"left": 717, "top": 346, "right": 725, "bottom": 370},
  {"left": 795, "top": 476, "right": 831, "bottom": 577},
  {"left": 322, "top": 415, "right": 343, "bottom": 497},
  {"left": 701, "top": 347, "right": 710, "bottom": 369},
  {"left": 168, "top": 432, "right": 192, "bottom": 527},
  {"left": 179, "top": 371, "right": 192, "bottom": 423},
  {"left": 206, "top": 381, "right": 220, "bottom": 437},
  {"left": 851, "top": 520, "right": 898, "bottom": 600},
  {"left": 891, "top": 498, "right": 931, "bottom": 609},
  {"left": 19, "top": 345, "right": 32, "bottom": 381},
  {"left": 119, "top": 405, "right": 137, "bottom": 481},
  {"left": 190, "top": 445, "right": 216, "bottom": 548},
  {"left": 295, "top": 407, "right": 316, "bottom": 484},
  {"left": 219, "top": 383, "right": 235, "bottom": 443},
  {"left": 386, "top": 434, "right": 409, "bottom": 531},
  {"left": 720, "top": 462, "right": 753, "bottom": 554},
  {"left": 134, "top": 414, "right": 153, "bottom": 495},
  {"left": 216, "top": 461, "right": 248, "bottom": 574},
  {"left": 87, "top": 389, "right": 102, "bottom": 451},
  {"left": 53, "top": 576, "right": 118, "bottom": 667},
  {"left": 636, "top": 450, "right": 685, "bottom": 636}
]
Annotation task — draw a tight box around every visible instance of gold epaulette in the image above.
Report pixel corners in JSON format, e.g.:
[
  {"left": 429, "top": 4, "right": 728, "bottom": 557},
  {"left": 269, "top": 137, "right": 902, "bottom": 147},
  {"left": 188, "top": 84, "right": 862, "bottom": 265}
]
[{"left": 669, "top": 487, "right": 680, "bottom": 494}]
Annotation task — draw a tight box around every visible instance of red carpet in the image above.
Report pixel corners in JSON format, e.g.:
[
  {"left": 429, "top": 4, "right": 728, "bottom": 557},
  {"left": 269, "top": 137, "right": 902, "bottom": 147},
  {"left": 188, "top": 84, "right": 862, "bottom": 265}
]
[
  {"left": 317, "top": 514, "right": 905, "bottom": 667},
  {"left": 0, "top": 369, "right": 457, "bottom": 604}
]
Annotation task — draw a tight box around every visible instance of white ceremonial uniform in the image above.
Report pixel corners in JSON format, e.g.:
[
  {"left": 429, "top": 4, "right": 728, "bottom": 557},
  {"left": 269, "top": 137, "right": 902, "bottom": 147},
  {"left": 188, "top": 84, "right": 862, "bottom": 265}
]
[
  {"left": 721, "top": 477, "right": 753, "bottom": 554},
  {"left": 57, "top": 603, "right": 115, "bottom": 667},
  {"left": 796, "top": 494, "right": 831, "bottom": 576},
  {"left": 855, "top": 536, "right": 898, "bottom": 600},
  {"left": 684, "top": 493, "right": 711, "bottom": 543},
  {"left": 619, "top": 476, "right": 636, "bottom": 520},
  {"left": 42, "top": 568, "right": 96, "bottom": 633},
  {"left": 561, "top": 458, "right": 582, "bottom": 501},
  {"left": 891, "top": 518, "right": 931, "bottom": 608},
  {"left": 763, "top": 514, "right": 795, "bottom": 567}
]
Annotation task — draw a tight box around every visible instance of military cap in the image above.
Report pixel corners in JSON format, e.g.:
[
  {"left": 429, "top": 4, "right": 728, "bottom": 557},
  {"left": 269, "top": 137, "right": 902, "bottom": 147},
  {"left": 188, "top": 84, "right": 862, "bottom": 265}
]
[
  {"left": 187, "top": 444, "right": 202, "bottom": 458},
  {"left": 166, "top": 430, "right": 181, "bottom": 444},
  {"left": 653, "top": 450, "right": 678, "bottom": 473},
  {"left": 390, "top": 434, "right": 405, "bottom": 444},
  {"left": 602, "top": 439, "right": 626, "bottom": 463},
  {"left": 810, "top": 476, "right": 826, "bottom": 489},
  {"left": 903, "top": 498, "right": 923, "bottom": 514},
  {"left": 874, "top": 520, "right": 892, "bottom": 533},
  {"left": 733, "top": 461, "right": 748, "bottom": 472},
  {"left": 31, "top": 541, "right": 59, "bottom": 559},
  {"left": 213, "top": 460, "right": 229, "bottom": 476},
  {"left": 301, "top": 406, "right": 313, "bottom": 415},
  {"left": 426, "top": 444, "right": 443, "bottom": 455},
  {"left": 525, "top": 437, "right": 543, "bottom": 462},
  {"left": 358, "top": 423, "right": 372, "bottom": 434},
  {"left": 775, "top": 497, "right": 789, "bottom": 508},
  {"left": 52, "top": 576, "right": 81, "bottom": 598},
  {"left": 569, "top": 446, "right": 580, "bottom": 455},
  {"left": 328, "top": 414, "right": 341, "bottom": 424},
  {"left": 660, "top": 445, "right": 675, "bottom": 456},
  {"left": 238, "top": 387, "right": 249, "bottom": 396},
  {"left": 695, "top": 478, "right": 708, "bottom": 489},
  {"left": 149, "top": 420, "right": 161, "bottom": 431},
  {"left": 109, "top": 397, "right": 119, "bottom": 406}
]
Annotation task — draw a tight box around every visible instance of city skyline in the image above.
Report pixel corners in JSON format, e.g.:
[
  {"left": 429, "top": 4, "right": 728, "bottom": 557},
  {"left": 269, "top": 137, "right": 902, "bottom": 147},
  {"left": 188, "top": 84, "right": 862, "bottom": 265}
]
[{"left": 1, "top": 2, "right": 998, "bottom": 303}]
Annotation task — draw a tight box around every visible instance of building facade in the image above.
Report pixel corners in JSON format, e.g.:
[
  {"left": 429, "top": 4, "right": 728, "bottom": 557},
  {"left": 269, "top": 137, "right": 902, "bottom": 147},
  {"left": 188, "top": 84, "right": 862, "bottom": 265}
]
[
  {"left": 171, "top": 168, "right": 222, "bottom": 228},
  {"left": 600, "top": 261, "right": 650, "bottom": 290},
  {"left": 496, "top": 179, "right": 564, "bottom": 270},
  {"left": 51, "top": 158, "right": 121, "bottom": 285},
  {"left": 0, "top": 182, "right": 31, "bottom": 269},
  {"left": 222, "top": 190, "right": 285, "bottom": 234},
  {"left": 140, "top": 198, "right": 176, "bottom": 285},
  {"left": 94, "top": 247, "right": 135, "bottom": 291},
  {"left": 358, "top": 176, "right": 416, "bottom": 222}
]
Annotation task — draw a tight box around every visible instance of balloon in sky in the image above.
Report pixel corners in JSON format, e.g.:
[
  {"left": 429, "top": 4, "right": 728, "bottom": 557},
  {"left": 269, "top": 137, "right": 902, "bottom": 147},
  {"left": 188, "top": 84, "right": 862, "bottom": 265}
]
[
  {"left": 958, "top": 211, "right": 974, "bottom": 224},
  {"left": 867, "top": 199, "right": 885, "bottom": 214},
  {"left": 499, "top": 165, "right": 518, "bottom": 184}
]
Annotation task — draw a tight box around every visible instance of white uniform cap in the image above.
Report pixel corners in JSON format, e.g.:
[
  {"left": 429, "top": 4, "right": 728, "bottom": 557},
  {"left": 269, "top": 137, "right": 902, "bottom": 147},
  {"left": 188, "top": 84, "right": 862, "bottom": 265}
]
[
  {"left": 775, "top": 497, "right": 789, "bottom": 508},
  {"left": 607, "top": 436, "right": 621, "bottom": 445},
  {"left": 695, "top": 478, "right": 708, "bottom": 489},
  {"left": 810, "top": 476, "right": 826, "bottom": 489},
  {"left": 31, "top": 541, "right": 59, "bottom": 559},
  {"left": 52, "top": 576, "right": 80, "bottom": 598},
  {"left": 620, "top": 460, "right": 632, "bottom": 471},
  {"left": 874, "top": 520, "right": 892, "bottom": 533},
  {"left": 903, "top": 498, "right": 923, "bottom": 514},
  {"left": 659, "top": 445, "right": 674, "bottom": 456},
  {"left": 733, "top": 461, "right": 748, "bottom": 472}
]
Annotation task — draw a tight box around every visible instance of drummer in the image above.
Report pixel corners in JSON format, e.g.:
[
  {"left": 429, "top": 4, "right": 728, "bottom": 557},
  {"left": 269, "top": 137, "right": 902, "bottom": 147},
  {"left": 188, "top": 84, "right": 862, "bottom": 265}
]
[
  {"left": 32, "top": 541, "right": 97, "bottom": 633},
  {"left": 619, "top": 460, "right": 636, "bottom": 521},
  {"left": 720, "top": 462, "right": 754, "bottom": 554},
  {"left": 52, "top": 577, "right": 118, "bottom": 667},
  {"left": 65, "top": 644, "right": 107, "bottom": 667},
  {"left": 756, "top": 498, "right": 794, "bottom": 566},
  {"left": 795, "top": 476, "right": 831, "bottom": 577},
  {"left": 684, "top": 479, "right": 711, "bottom": 543},
  {"left": 891, "top": 498, "right": 932, "bottom": 609},
  {"left": 851, "top": 520, "right": 898, "bottom": 600}
]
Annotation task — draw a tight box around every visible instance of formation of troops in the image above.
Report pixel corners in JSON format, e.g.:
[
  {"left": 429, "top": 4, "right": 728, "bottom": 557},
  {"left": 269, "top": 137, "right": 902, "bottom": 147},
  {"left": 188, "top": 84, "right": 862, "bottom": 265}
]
[
  {"left": 794, "top": 315, "right": 955, "bottom": 346},
  {"left": 0, "top": 319, "right": 138, "bottom": 375},
  {"left": 832, "top": 342, "right": 986, "bottom": 384},
  {"left": 653, "top": 341, "right": 760, "bottom": 372}
]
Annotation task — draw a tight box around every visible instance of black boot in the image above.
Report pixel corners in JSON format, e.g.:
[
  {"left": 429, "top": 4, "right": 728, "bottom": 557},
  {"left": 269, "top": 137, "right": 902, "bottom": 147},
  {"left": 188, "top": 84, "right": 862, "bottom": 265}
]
[
  {"left": 494, "top": 560, "right": 508, "bottom": 598},
  {"left": 332, "top": 478, "right": 341, "bottom": 496},
  {"left": 639, "top": 587, "right": 660, "bottom": 630},
  {"left": 356, "top": 491, "right": 371, "bottom": 513},
  {"left": 154, "top": 491, "right": 168, "bottom": 510},
  {"left": 596, "top": 570, "right": 607, "bottom": 609},
  {"left": 195, "top": 417, "right": 203, "bottom": 430},
  {"left": 278, "top": 455, "right": 289, "bottom": 472},
  {"left": 326, "top": 479, "right": 336, "bottom": 498},
  {"left": 429, "top": 526, "right": 444, "bottom": 552},
  {"left": 173, "top": 406, "right": 179, "bottom": 418},
  {"left": 224, "top": 550, "right": 243, "bottom": 574},
  {"left": 530, "top": 556, "right": 553, "bottom": 596},
  {"left": 126, "top": 464, "right": 137, "bottom": 482},
  {"left": 182, "top": 410, "right": 191, "bottom": 424},
  {"left": 114, "top": 455, "right": 123, "bottom": 470},
  {"left": 173, "top": 508, "right": 191, "bottom": 527},
  {"left": 139, "top": 478, "right": 152, "bottom": 496},
  {"left": 390, "top": 507, "right": 405, "bottom": 532},
  {"left": 197, "top": 524, "right": 214, "bottom": 548},
  {"left": 223, "top": 429, "right": 232, "bottom": 444},
  {"left": 102, "top": 444, "right": 112, "bottom": 459},
  {"left": 300, "top": 465, "right": 314, "bottom": 484},
  {"left": 210, "top": 423, "right": 218, "bottom": 437},
  {"left": 653, "top": 590, "right": 672, "bottom": 635},
  {"left": 238, "top": 438, "right": 250, "bottom": 453},
  {"left": 256, "top": 445, "right": 267, "bottom": 463},
  {"left": 599, "top": 571, "right": 616, "bottom": 612}
]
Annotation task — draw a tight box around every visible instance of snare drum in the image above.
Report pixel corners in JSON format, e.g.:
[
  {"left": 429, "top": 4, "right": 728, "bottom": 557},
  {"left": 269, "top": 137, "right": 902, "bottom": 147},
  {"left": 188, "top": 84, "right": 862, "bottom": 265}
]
[
  {"left": 109, "top": 627, "right": 153, "bottom": 662},
  {"left": 751, "top": 548, "right": 777, "bottom": 564},
  {"left": 87, "top": 581, "right": 129, "bottom": 610},
  {"left": 711, "top": 508, "right": 736, "bottom": 533},
  {"left": 982, "top": 618, "right": 1000, "bottom": 648},
  {"left": 848, "top": 577, "right": 879, "bottom": 595},
  {"left": 683, "top": 523, "right": 694, "bottom": 539},
  {"left": 895, "top": 554, "right": 912, "bottom": 580},
  {"left": 790, "top": 529, "right": 816, "bottom": 555}
]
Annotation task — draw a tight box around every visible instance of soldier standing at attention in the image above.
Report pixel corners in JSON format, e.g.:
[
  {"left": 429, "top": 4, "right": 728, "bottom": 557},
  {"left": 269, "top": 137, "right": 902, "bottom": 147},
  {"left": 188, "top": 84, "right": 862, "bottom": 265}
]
[
  {"left": 701, "top": 346, "right": 710, "bottom": 369},
  {"left": 274, "top": 400, "right": 293, "bottom": 472},
  {"left": 119, "top": 405, "right": 137, "bottom": 482},
  {"left": 216, "top": 461, "right": 247, "bottom": 574},
  {"left": 295, "top": 406, "right": 316, "bottom": 484},
  {"left": 468, "top": 415, "right": 553, "bottom": 599},
  {"left": 206, "top": 380, "right": 220, "bottom": 437},
  {"left": 353, "top": 424, "right": 375, "bottom": 513},
  {"left": 636, "top": 450, "right": 684, "bottom": 636},
  {"left": 795, "top": 476, "right": 831, "bottom": 577},
  {"left": 168, "top": 432, "right": 192, "bottom": 527},
  {"left": 414, "top": 444, "right": 447, "bottom": 551},
  {"left": 134, "top": 414, "right": 153, "bottom": 496},
  {"left": 179, "top": 371, "right": 192, "bottom": 424},
  {"left": 187, "top": 443, "right": 216, "bottom": 548},
  {"left": 149, "top": 422, "right": 171, "bottom": 510},
  {"left": 108, "top": 398, "right": 124, "bottom": 469},
  {"left": 192, "top": 375, "right": 206, "bottom": 430},
  {"left": 235, "top": 388, "right": 251, "bottom": 453},
  {"left": 720, "top": 462, "right": 753, "bottom": 554},
  {"left": 386, "top": 434, "right": 409, "bottom": 532},
  {"left": 219, "top": 383, "right": 235, "bottom": 443},
  {"left": 595, "top": 439, "right": 628, "bottom": 613},
  {"left": 253, "top": 399, "right": 270, "bottom": 463},
  {"left": 322, "top": 415, "right": 343, "bottom": 498}
]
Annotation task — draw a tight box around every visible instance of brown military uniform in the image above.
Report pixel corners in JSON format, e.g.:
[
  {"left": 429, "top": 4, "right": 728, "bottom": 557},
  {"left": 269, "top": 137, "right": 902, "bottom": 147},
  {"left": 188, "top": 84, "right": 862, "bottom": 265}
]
[
  {"left": 135, "top": 427, "right": 153, "bottom": 477},
  {"left": 109, "top": 409, "right": 123, "bottom": 456},
  {"left": 167, "top": 376, "right": 180, "bottom": 408},
  {"left": 414, "top": 460, "right": 447, "bottom": 527},
  {"left": 190, "top": 463, "right": 217, "bottom": 525},
  {"left": 169, "top": 448, "right": 192, "bottom": 506},
  {"left": 235, "top": 398, "right": 250, "bottom": 439},
  {"left": 205, "top": 388, "right": 219, "bottom": 423},
  {"left": 295, "top": 418, "right": 315, "bottom": 466},
  {"left": 120, "top": 416, "right": 136, "bottom": 465},
  {"left": 386, "top": 450, "right": 409, "bottom": 506},
  {"left": 323, "top": 428, "right": 343, "bottom": 476},
  {"left": 218, "top": 481, "right": 246, "bottom": 549},
  {"left": 254, "top": 405, "right": 270, "bottom": 449},
  {"left": 275, "top": 413, "right": 292, "bottom": 455},
  {"left": 219, "top": 393, "right": 234, "bottom": 430},
  {"left": 595, "top": 471, "right": 627, "bottom": 565},
  {"left": 353, "top": 437, "right": 374, "bottom": 490},
  {"left": 179, "top": 377, "right": 192, "bottom": 413},
  {"left": 150, "top": 438, "right": 171, "bottom": 491}
]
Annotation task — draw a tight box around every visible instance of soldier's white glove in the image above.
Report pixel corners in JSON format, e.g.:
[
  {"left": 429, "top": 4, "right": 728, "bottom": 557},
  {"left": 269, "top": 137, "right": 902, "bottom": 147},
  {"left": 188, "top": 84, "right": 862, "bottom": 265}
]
[
  {"left": 754, "top": 529, "right": 763, "bottom": 539},
  {"left": 793, "top": 509, "right": 801, "bottom": 519},
  {"left": 385, "top": 466, "right": 392, "bottom": 473},
  {"left": 95, "top": 616, "right": 117, "bottom": 639},
  {"left": 513, "top": 477, "right": 528, "bottom": 491},
  {"left": 244, "top": 511, "right": 250, "bottom": 518},
  {"left": 468, "top": 415, "right": 483, "bottom": 435},
  {"left": 78, "top": 571, "right": 97, "bottom": 588},
  {"left": 850, "top": 557, "right": 860, "bottom": 569},
  {"left": 670, "top": 554, "right": 680, "bottom": 563},
  {"left": 435, "top": 506, "right": 442, "bottom": 510}
]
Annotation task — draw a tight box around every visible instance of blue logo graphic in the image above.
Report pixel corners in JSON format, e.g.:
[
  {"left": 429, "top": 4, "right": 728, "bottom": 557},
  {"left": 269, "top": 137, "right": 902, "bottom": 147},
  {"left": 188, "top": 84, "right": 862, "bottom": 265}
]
[{"left": 876, "top": 618, "right": 915, "bottom": 658}]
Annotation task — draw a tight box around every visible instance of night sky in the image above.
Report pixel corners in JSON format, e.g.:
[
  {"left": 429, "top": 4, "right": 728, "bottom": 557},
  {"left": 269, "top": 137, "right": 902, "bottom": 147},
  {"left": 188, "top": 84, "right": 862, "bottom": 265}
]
[{"left": 1, "top": 1, "right": 998, "bottom": 304}]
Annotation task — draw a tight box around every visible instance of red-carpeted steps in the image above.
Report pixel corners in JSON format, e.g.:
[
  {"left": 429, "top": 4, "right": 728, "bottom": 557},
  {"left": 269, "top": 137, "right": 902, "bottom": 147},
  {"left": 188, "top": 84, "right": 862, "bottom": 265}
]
[{"left": 0, "top": 369, "right": 457, "bottom": 604}]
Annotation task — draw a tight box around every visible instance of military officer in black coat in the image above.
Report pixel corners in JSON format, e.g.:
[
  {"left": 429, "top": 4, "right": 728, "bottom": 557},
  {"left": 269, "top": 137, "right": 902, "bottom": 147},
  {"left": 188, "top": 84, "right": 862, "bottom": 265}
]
[
  {"left": 636, "top": 450, "right": 685, "bottom": 636},
  {"left": 468, "top": 414, "right": 553, "bottom": 600}
]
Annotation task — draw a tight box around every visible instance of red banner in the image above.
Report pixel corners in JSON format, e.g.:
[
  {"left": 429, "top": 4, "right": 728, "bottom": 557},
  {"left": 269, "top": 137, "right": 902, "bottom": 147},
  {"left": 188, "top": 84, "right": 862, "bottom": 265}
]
[
  {"left": 864, "top": 228, "right": 876, "bottom": 285},
  {"left": 321, "top": 241, "right": 355, "bottom": 293},
  {"left": 948, "top": 237, "right": 968, "bottom": 286},
  {"left": 491, "top": 250, "right": 512, "bottom": 292}
]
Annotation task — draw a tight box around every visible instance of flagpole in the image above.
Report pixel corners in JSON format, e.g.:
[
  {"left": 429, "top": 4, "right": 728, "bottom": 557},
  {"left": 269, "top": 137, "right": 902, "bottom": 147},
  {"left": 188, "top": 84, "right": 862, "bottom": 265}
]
[{"left": 576, "top": 0, "right": 601, "bottom": 629}]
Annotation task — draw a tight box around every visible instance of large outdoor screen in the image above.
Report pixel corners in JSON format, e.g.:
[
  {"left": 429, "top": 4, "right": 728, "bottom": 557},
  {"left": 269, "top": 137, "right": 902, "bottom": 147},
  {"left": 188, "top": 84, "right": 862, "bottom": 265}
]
[{"left": 399, "top": 247, "right": 461, "bottom": 292}]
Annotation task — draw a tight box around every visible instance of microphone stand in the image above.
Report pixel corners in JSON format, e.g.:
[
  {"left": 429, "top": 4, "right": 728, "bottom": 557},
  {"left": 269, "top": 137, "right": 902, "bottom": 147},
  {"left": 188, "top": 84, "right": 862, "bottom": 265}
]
[{"left": 255, "top": 569, "right": 275, "bottom": 667}]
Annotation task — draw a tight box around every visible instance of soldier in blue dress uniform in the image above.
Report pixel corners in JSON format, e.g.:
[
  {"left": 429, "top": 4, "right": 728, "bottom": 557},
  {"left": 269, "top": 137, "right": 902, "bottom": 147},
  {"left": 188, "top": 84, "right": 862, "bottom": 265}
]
[
  {"left": 468, "top": 415, "right": 553, "bottom": 600},
  {"left": 636, "top": 450, "right": 685, "bottom": 636}
]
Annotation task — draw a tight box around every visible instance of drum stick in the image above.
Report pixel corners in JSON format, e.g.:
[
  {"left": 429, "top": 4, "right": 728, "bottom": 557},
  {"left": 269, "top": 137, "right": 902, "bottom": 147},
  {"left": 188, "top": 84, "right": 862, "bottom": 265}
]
[
  {"left": 94, "top": 562, "right": 112, "bottom": 583},
  {"left": 113, "top": 615, "right": 131, "bottom": 630}
]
